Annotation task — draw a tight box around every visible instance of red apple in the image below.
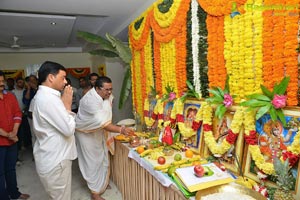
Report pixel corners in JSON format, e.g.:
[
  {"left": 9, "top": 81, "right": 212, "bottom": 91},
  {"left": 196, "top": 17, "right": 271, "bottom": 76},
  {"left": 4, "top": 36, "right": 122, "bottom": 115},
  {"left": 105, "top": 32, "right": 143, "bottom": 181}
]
[
  {"left": 194, "top": 164, "right": 205, "bottom": 177},
  {"left": 157, "top": 156, "right": 166, "bottom": 165}
]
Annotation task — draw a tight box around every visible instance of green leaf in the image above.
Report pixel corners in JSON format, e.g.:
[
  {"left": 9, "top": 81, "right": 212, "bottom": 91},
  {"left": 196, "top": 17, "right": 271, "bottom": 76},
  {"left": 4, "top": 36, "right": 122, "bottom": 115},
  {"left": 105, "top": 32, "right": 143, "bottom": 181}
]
[
  {"left": 273, "top": 76, "right": 290, "bottom": 95},
  {"left": 256, "top": 104, "right": 272, "bottom": 120},
  {"left": 77, "top": 31, "right": 115, "bottom": 51},
  {"left": 118, "top": 66, "right": 132, "bottom": 109},
  {"left": 224, "top": 75, "right": 230, "bottom": 94},
  {"left": 186, "top": 80, "right": 194, "bottom": 91},
  {"left": 215, "top": 104, "right": 226, "bottom": 119},
  {"left": 208, "top": 88, "right": 223, "bottom": 99},
  {"left": 240, "top": 99, "right": 270, "bottom": 107},
  {"left": 246, "top": 94, "right": 271, "bottom": 101},
  {"left": 106, "top": 33, "right": 132, "bottom": 64},
  {"left": 260, "top": 84, "right": 273, "bottom": 98},
  {"left": 269, "top": 107, "right": 277, "bottom": 121},
  {"left": 216, "top": 87, "right": 225, "bottom": 98},
  {"left": 89, "top": 49, "right": 119, "bottom": 57},
  {"left": 206, "top": 95, "right": 223, "bottom": 104},
  {"left": 276, "top": 109, "right": 287, "bottom": 126}
]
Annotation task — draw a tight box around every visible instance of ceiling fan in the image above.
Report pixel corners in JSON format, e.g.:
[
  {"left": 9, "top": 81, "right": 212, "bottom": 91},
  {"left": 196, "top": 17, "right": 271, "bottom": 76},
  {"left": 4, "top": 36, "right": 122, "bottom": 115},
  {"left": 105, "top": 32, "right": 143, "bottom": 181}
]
[{"left": 0, "top": 36, "right": 45, "bottom": 49}]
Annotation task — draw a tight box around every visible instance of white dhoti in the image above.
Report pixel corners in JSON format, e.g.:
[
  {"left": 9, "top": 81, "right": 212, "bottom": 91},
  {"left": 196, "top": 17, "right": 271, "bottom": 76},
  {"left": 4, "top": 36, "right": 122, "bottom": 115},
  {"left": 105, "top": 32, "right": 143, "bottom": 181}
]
[
  {"left": 75, "top": 88, "right": 113, "bottom": 194},
  {"left": 75, "top": 130, "right": 110, "bottom": 194}
]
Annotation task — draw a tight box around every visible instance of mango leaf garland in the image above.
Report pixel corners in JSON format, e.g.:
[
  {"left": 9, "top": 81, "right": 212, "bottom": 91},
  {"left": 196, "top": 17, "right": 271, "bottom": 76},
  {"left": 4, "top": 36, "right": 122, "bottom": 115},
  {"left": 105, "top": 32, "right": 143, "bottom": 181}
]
[{"left": 240, "top": 77, "right": 290, "bottom": 125}]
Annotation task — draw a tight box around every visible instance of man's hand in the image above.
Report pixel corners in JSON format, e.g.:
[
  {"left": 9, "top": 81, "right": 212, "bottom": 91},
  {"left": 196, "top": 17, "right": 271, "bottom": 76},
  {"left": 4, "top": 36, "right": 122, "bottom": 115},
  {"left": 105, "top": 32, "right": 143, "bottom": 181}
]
[{"left": 61, "top": 85, "right": 73, "bottom": 111}]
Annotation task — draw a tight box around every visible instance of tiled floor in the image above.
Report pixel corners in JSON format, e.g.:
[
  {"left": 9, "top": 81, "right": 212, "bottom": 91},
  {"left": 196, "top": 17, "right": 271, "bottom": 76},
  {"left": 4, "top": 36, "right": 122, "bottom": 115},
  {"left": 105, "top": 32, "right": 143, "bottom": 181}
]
[{"left": 16, "top": 148, "right": 122, "bottom": 200}]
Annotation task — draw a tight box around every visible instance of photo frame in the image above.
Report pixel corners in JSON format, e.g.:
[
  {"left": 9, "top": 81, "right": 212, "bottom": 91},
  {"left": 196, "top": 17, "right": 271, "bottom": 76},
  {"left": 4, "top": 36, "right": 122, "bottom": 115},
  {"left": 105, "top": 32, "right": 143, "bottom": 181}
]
[
  {"left": 202, "top": 107, "right": 245, "bottom": 174},
  {"left": 3, "top": 69, "right": 25, "bottom": 79},
  {"left": 181, "top": 99, "right": 204, "bottom": 154},
  {"left": 98, "top": 64, "right": 106, "bottom": 76},
  {"left": 243, "top": 109, "right": 300, "bottom": 199}
]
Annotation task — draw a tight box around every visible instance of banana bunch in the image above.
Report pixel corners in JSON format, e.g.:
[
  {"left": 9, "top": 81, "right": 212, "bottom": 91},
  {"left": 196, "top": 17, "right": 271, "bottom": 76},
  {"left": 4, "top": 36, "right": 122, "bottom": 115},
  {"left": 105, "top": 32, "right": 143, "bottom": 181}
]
[
  {"left": 170, "top": 142, "right": 185, "bottom": 151},
  {"left": 134, "top": 132, "right": 150, "bottom": 138},
  {"left": 140, "top": 149, "right": 153, "bottom": 157},
  {"left": 235, "top": 176, "right": 258, "bottom": 189},
  {"left": 148, "top": 151, "right": 164, "bottom": 160},
  {"left": 154, "top": 163, "right": 171, "bottom": 171}
]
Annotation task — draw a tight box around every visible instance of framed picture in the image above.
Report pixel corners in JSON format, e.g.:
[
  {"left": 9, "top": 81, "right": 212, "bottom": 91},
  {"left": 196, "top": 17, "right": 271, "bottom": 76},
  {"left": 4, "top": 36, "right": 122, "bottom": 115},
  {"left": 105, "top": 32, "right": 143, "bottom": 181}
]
[
  {"left": 3, "top": 69, "right": 25, "bottom": 79},
  {"left": 202, "top": 107, "right": 245, "bottom": 174},
  {"left": 181, "top": 99, "right": 204, "bottom": 154},
  {"left": 98, "top": 64, "right": 106, "bottom": 76},
  {"left": 243, "top": 109, "right": 300, "bottom": 199}
]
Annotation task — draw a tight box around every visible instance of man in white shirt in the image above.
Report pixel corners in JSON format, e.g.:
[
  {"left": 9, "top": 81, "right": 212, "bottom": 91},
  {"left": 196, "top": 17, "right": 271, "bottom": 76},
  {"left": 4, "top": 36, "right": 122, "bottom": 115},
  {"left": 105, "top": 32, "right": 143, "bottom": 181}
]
[{"left": 30, "top": 61, "right": 77, "bottom": 200}]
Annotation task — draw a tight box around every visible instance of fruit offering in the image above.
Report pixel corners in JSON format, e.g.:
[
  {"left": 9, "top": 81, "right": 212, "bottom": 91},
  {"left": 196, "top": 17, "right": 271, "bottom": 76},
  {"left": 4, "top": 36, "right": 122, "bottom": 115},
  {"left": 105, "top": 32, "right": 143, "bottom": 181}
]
[
  {"left": 174, "top": 153, "right": 182, "bottom": 161},
  {"left": 194, "top": 164, "right": 205, "bottom": 177},
  {"left": 157, "top": 156, "right": 166, "bottom": 165},
  {"left": 185, "top": 149, "right": 193, "bottom": 158}
]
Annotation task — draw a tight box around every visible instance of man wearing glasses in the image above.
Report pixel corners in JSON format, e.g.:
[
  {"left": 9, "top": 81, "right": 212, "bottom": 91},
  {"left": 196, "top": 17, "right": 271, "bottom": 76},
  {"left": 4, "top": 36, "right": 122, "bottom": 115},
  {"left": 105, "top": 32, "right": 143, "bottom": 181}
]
[{"left": 75, "top": 76, "right": 133, "bottom": 200}]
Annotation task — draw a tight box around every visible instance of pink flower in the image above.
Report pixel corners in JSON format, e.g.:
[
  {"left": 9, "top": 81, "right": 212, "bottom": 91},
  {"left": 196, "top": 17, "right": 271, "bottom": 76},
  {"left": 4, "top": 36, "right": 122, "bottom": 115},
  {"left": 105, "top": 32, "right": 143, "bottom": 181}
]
[
  {"left": 223, "top": 94, "right": 233, "bottom": 107},
  {"left": 272, "top": 95, "right": 287, "bottom": 109},
  {"left": 168, "top": 92, "right": 176, "bottom": 101}
]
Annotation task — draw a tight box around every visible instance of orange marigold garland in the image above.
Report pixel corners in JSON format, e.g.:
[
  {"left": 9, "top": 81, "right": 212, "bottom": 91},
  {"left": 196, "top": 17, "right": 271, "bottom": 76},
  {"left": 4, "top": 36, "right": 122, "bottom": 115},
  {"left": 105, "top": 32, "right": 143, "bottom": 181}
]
[{"left": 284, "top": 0, "right": 298, "bottom": 106}]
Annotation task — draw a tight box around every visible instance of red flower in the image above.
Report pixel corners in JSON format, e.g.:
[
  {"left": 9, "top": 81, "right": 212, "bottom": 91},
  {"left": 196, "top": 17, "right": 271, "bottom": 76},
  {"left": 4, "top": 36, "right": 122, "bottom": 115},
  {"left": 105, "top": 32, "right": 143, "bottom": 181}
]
[
  {"left": 203, "top": 124, "right": 213, "bottom": 131},
  {"left": 244, "top": 130, "right": 258, "bottom": 145},
  {"left": 226, "top": 129, "right": 238, "bottom": 144},
  {"left": 282, "top": 151, "right": 299, "bottom": 167},
  {"left": 176, "top": 114, "right": 184, "bottom": 122},
  {"left": 192, "top": 121, "right": 202, "bottom": 131}
]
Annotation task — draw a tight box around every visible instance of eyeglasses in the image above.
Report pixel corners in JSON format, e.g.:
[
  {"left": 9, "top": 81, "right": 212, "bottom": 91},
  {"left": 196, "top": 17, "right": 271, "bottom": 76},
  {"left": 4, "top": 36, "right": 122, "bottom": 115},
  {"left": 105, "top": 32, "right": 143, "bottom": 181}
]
[{"left": 100, "top": 87, "right": 113, "bottom": 92}]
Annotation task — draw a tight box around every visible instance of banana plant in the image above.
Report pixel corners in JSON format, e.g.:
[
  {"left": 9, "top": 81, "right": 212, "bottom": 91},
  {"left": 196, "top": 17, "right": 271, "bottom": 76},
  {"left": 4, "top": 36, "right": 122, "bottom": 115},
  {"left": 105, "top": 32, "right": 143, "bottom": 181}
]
[{"left": 77, "top": 31, "right": 132, "bottom": 109}]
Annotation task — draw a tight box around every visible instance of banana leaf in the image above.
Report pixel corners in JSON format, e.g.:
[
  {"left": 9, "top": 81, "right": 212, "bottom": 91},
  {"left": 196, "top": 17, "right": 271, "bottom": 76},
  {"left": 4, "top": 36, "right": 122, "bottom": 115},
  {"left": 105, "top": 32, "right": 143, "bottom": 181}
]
[
  {"left": 106, "top": 33, "right": 132, "bottom": 64},
  {"left": 77, "top": 31, "right": 115, "bottom": 51},
  {"left": 89, "top": 49, "right": 119, "bottom": 57},
  {"left": 118, "top": 66, "right": 132, "bottom": 109}
]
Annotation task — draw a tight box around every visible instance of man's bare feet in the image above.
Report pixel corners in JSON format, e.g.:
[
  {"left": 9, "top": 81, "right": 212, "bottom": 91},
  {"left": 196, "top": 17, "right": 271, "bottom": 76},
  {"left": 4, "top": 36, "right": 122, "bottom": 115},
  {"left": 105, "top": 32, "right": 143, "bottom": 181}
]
[{"left": 91, "top": 193, "right": 105, "bottom": 200}]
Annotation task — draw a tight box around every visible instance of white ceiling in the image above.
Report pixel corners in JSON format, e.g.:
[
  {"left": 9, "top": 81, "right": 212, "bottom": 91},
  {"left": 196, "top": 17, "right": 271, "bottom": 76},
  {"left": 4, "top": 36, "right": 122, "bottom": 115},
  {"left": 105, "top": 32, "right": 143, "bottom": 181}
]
[{"left": 0, "top": 0, "right": 156, "bottom": 53}]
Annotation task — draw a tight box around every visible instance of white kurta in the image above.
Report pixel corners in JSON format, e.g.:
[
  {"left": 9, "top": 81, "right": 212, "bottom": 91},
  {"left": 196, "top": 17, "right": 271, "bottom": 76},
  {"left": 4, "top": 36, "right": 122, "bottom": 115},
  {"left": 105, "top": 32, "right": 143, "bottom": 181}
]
[
  {"left": 75, "top": 88, "right": 112, "bottom": 194},
  {"left": 31, "top": 85, "right": 77, "bottom": 174}
]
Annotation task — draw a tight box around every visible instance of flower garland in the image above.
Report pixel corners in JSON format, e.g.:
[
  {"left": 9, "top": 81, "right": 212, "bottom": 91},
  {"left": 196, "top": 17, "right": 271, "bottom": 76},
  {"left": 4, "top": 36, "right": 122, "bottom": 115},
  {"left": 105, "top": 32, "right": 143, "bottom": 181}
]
[
  {"left": 198, "top": 6, "right": 209, "bottom": 97},
  {"left": 251, "top": 0, "right": 263, "bottom": 94},
  {"left": 284, "top": 0, "right": 298, "bottom": 106},
  {"left": 197, "top": 0, "right": 247, "bottom": 16},
  {"left": 191, "top": 0, "right": 201, "bottom": 94},
  {"left": 243, "top": 108, "right": 300, "bottom": 175},
  {"left": 262, "top": 0, "right": 274, "bottom": 90},
  {"left": 144, "top": 97, "right": 157, "bottom": 127},
  {"left": 173, "top": 98, "right": 203, "bottom": 138},
  {"left": 202, "top": 102, "right": 244, "bottom": 155},
  {"left": 150, "top": 0, "right": 189, "bottom": 96},
  {"left": 153, "top": 0, "right": 181, "bottom": 28}
]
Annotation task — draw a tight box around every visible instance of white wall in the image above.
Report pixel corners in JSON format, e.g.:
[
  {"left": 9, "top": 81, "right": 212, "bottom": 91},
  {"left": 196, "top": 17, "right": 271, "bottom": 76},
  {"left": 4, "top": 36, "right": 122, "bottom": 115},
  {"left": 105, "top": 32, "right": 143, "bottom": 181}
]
[{"left": 0, "top": 52, "right": 133, "bottom": 123}]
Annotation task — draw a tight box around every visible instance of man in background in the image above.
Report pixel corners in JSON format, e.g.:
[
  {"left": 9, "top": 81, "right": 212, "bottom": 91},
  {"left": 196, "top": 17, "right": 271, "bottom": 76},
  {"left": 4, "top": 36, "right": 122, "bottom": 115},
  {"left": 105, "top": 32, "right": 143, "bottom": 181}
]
[
  {"left": 0, "top": 70, "right": 30, "bottom": 200},
  {"left": 30, "top": 61, "right": 77, "bottom": 200},
  {"left": 5, "top": 77, "right": 15, "bottom": 91},
  {"left": 76, "top": 76, "right": 89, "bottom": 107}
]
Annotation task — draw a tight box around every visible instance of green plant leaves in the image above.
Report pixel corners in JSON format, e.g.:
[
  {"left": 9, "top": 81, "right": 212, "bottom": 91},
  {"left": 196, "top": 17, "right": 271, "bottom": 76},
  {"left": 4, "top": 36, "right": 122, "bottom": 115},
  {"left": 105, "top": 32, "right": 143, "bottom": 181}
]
[
  {"left": 118, "top": 66, "right": 131, "bottom": 109},
  {"left": 77, "top": 31, "right": 115, "bottom": 51},
  {"left": 240, "top": 99, "right": 270, "bottom": 107},
  {"left": 276, "top": 109, "right": 286, "bottom": 126},
  {"left": 273, "top": 76, "right": 290, "bottom": 95},
  {"left": 246, "top": 94, "right": 271, "bottom": 101},
  {"left": 106, "top": 33, "right": 132, "bottom": 64},
  {"left": 215, "top": 104, "right": 226, "bottom": 119},
  {"left": 260, "top": 84, "right": 273, "bottom": 99},
  {"left": 256, "top": 104, "right": 272, "bottom": 120}
]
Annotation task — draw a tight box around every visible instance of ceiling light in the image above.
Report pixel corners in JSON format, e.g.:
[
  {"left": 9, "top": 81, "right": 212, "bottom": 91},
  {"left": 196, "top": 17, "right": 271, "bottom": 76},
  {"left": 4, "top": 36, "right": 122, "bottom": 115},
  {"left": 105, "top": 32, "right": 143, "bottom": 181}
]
[{"left": 50, "top": 22, "right": 56, "bottom": 25}]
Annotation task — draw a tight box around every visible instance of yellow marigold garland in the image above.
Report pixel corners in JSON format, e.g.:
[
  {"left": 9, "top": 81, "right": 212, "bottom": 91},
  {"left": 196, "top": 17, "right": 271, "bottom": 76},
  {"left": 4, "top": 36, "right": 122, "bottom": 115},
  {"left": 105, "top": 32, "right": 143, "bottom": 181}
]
[{"left": 153, "top": 0, "right": 181, "bottom": 28}]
